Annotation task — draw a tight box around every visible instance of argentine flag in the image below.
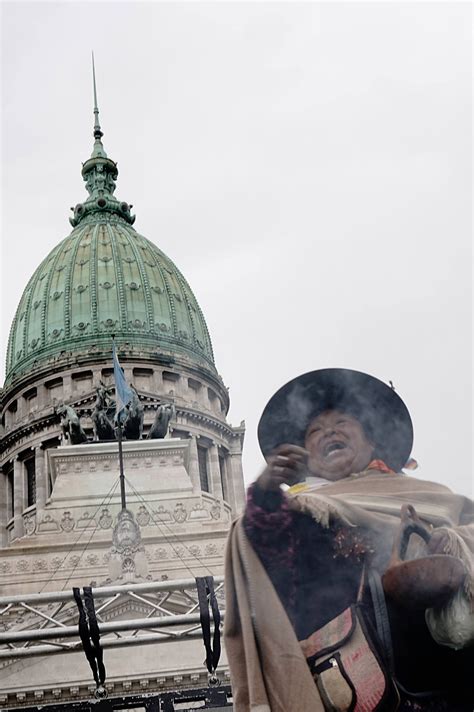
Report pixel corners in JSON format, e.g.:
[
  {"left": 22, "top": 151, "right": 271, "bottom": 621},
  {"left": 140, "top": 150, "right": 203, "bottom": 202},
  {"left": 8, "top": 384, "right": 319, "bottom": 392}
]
[{"left": 112, "top": 342, "right": 133, "bottom": 418}]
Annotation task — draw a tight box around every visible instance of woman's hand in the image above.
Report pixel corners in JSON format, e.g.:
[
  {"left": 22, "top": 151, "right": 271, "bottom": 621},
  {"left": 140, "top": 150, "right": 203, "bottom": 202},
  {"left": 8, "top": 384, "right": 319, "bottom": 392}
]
[{"left": 257, "top": 444, "right": 308, "bottom": 492}]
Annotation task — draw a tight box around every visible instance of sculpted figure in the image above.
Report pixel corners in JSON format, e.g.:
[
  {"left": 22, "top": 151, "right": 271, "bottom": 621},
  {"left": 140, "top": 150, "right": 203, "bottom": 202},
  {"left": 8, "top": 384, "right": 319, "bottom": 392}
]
[
  {"left": 147, "top": 403, "right": 175, "bottom": 439},
  {"left": 224, "top": 368, "right": 473, "bottom": 712},
  {"left": 57, "top": 404, "right": 88, "bottom": 444},
  {"left": 91, "top": 381, "right": 115, "bottom": 441},
  {"left": 121, "top": 384, "right": 144, "bottom": 440}
]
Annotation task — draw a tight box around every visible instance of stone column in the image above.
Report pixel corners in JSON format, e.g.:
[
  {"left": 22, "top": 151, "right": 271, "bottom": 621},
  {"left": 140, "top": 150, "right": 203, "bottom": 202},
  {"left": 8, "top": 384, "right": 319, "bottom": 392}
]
[
  {"left": 92, "top": 367, "right": 102, "bottom": 389},
  {"left": 34, "top": 445, "right": 47, "bottom": 511},
  {"left": 228, "top": 449, "right": 246, "bottom": 515},
  {"left": 13, "top": 457, "right": 24, "bottom": 539},
  {"left": 0, "top": 467, "right": 7, "bottom": 547},
  {"left": 187, "top": 436, "right": 201, "bottom": 494},
  {"left": 220, "top": 454, "right": 231, "bottom": 505},
  {"left": 152, "top": 369, "right": 163, "bottom": 396},
  {"left": 16, "top": 395, "right": 25, "bottom": 421},
  {"left": 62, "top": 374, "right": 72, "bottom": 400},
  {"left": 36, "top": 383, "right": 48, "bottom": 410},
  {"left": 209, "top": 443, "right": 223, "bottom": 500}
]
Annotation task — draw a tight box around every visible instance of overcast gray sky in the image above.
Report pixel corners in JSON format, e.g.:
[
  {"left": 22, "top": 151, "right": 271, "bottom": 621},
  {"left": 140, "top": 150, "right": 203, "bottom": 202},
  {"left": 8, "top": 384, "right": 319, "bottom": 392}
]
[{"left": 1, "top": 2, "right": 472, "bottom": 497}]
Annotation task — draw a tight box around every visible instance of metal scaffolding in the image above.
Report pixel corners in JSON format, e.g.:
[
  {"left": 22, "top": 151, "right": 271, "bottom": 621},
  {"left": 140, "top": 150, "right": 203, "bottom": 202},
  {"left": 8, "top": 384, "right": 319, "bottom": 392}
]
[{"left": 0, "top": 576, "right": 224, "bottom": 660}]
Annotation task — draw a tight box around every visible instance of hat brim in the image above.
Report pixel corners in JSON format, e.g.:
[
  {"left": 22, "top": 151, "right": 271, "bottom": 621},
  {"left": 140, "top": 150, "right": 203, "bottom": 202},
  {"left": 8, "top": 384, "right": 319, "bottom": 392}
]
[{"left": 257, "top": 368, "right": 413, "bottom": 472}]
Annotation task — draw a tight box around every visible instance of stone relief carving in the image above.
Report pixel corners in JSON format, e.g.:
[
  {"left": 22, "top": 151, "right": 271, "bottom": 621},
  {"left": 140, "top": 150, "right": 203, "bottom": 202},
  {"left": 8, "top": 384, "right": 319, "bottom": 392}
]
[
  {"left": 112, "top": 510, "right": 140, "bottom": 550},
  {"left": 98, "top": 508, "right": 113, "bottom": 529},
  {"left": 38, "top": 514, "right": 60, "bottom": 533},
  {"left": 173, "top": 503, "right": 187, "bottom": 523},
  {"left": 210, "top": 503, "right": 221, "bottom": 520},
  {"left": 153, "top": 505, "right": 171, "bottom": 522},
  {"left": 136, "top": 506, "right": 150, "bottom": 527},
  {"left": 109, "top": 509, "right": 147, "bottom": 581},
  {"left": 24, "top": 515, "right": 36, "bottom": 535},
  {"left": 189, "top": 503, "right": 209, "bottom": 521},
  {"left": 33, "top": 559, "right": 47, "bottom": 571},
  {"left": 204, "top": 544, "right": 219, "bottom": 556},
  {"left": 60, "top": 511, "right": 75, "bottom": 532},
  {"left": 77, "top": 513, "right": 96, "bottom": 529}
]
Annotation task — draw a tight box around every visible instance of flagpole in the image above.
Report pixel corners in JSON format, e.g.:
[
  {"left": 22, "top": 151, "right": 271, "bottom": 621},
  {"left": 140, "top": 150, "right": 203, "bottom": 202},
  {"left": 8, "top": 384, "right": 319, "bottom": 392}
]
[
  {"left": 117, "top": 420, "right": 127, "bottom": 511},
  {"left": 112, "top": 335, "right": 129, "bottom": 512}
]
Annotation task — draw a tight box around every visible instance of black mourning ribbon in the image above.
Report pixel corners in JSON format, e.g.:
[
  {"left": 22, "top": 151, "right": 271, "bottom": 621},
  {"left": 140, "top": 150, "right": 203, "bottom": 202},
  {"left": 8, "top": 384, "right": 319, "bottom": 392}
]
[
  {"left": 73, "top": 586, "right": 106, "bottom": 689},
  {"left": 195, "top": 576, "right": 221, "bottom": 676}
]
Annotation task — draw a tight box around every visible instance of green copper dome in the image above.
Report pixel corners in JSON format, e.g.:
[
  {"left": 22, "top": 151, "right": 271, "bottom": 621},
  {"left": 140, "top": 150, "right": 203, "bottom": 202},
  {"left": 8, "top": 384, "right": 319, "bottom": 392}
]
[{"left": 5, "top": 80, "right": 214, "bottom": 385}]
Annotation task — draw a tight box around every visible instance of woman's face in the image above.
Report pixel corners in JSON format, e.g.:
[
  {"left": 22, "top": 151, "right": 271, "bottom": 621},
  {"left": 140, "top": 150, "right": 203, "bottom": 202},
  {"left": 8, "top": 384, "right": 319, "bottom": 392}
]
[{"left": 304, "top": 410, "right": 375, "bottom": 481}]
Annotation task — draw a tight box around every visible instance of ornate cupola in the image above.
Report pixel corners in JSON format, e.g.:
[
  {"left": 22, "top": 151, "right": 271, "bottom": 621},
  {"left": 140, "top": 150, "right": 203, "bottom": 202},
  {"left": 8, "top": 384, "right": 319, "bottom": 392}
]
[{"left": 4, "top": 61, "right": 216, "bottom": 387}]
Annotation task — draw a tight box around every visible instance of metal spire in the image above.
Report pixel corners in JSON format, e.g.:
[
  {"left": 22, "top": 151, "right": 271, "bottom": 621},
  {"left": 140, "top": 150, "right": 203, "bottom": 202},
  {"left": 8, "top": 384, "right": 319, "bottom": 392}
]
[
  {"left": 70, "top": 54, "right": 136, "bottom": 227},
  {"left": 91, "top": 52, "right": 107, "bottom": 158}
]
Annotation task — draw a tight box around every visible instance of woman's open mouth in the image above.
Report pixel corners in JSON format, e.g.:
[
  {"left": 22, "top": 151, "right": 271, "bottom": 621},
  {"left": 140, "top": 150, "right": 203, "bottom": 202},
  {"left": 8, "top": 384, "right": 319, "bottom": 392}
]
[{"left": 323, "top": 441, "right": 347, "bottom": 458}]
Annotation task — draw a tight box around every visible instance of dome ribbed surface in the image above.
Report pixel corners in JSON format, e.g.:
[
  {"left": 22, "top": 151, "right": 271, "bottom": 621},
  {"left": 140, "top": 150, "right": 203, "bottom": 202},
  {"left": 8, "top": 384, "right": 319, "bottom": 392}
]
[{"left": 6, "top": 218, "right": 214, "bottom": 382}]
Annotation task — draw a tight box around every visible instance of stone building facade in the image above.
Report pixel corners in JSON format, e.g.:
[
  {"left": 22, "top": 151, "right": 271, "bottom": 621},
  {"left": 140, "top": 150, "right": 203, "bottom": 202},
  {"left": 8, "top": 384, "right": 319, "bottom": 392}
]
[{"left": 0, "top": 92, "right": 244, "bottom": 707}]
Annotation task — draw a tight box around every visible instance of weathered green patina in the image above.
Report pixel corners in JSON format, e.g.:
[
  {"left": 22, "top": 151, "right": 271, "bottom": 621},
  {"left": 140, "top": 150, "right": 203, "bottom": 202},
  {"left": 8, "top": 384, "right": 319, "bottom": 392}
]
[{"left": 5, "top": 77, "right": 214, "bottom": 384}]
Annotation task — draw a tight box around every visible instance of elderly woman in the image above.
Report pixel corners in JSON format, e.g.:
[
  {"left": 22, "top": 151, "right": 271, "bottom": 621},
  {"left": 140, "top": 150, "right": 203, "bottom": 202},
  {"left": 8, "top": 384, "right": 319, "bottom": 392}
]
[{"left": 224, "top": 369, "right": 473, "bottom": 712}]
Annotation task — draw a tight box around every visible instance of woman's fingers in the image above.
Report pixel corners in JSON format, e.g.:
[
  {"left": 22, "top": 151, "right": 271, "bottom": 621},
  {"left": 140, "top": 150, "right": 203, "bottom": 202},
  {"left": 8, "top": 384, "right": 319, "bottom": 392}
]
[
  {"left": 273, "top": 444, "right": 308, "bottom": 460},
  {"left": 257, "top": 443, "right": 309, "bottom": 491}
]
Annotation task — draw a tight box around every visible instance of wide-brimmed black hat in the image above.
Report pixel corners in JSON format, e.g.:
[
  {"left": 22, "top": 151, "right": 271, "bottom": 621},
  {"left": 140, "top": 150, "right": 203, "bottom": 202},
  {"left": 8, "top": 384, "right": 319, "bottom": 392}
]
[{"left": 257, "top": 368, "right": 413, "bottom": 472}]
